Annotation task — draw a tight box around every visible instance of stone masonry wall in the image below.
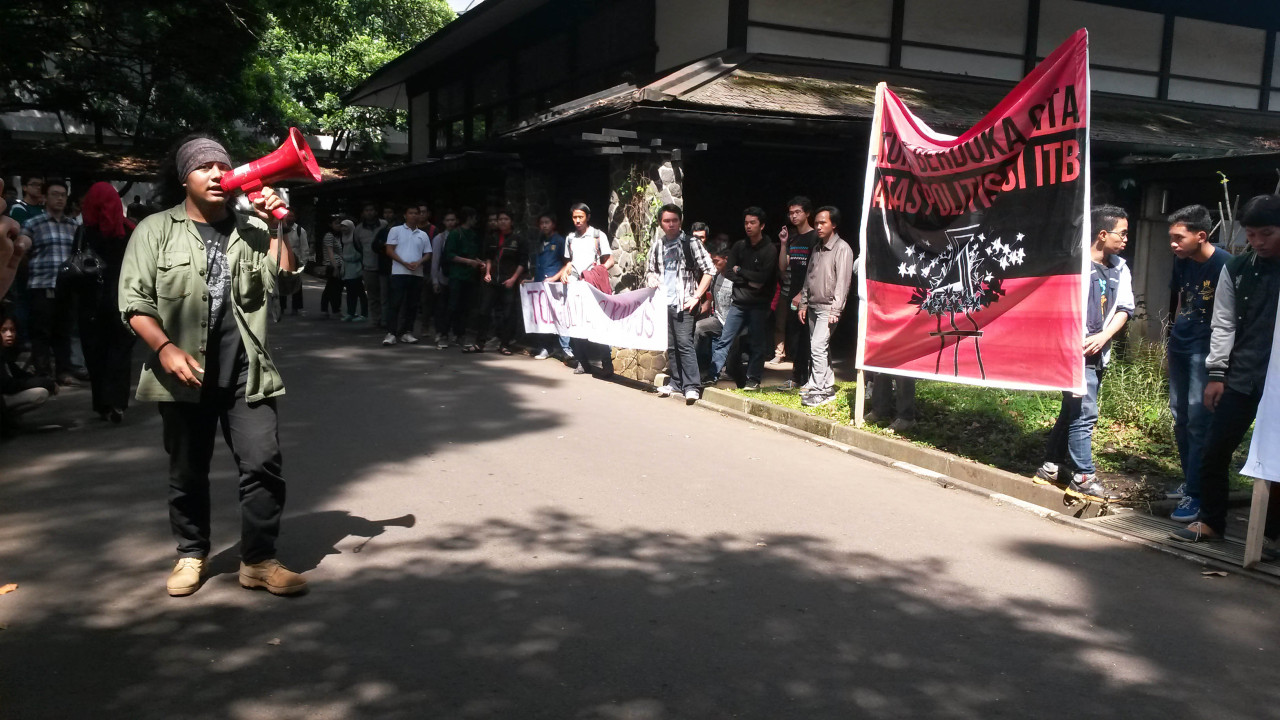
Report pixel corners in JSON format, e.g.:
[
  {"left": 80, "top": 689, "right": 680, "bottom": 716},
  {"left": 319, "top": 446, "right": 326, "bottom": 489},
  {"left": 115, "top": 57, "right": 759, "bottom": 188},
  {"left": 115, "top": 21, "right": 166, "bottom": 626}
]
[{"left": 606, "top": 155, "right": 684, "bottom": 384}]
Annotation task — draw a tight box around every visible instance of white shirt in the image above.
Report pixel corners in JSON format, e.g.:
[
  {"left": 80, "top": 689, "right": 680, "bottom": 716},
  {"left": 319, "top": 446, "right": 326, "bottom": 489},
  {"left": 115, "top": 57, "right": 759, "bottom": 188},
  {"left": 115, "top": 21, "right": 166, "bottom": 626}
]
[
  {"left": 1244, "top": 305, "right": 1280, "bottom": 481},
  {"left": 387, "top": 225, "right": 431, "bottom": 277},
  {"left": 565, "top": 226, "right": 612, "bottom": 276}
]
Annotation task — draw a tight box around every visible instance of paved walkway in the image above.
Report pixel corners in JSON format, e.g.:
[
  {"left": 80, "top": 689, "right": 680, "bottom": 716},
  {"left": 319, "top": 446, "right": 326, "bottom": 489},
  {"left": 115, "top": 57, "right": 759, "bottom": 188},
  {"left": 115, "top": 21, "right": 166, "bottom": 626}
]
[{"left": 3, "top": 290, "right": 1279, "bottom": 719}]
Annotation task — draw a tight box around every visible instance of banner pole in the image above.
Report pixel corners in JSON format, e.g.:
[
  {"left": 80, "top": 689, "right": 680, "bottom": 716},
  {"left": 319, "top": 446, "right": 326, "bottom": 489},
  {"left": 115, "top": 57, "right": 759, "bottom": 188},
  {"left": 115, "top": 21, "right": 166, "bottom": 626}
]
[{"left": 854, "top": 82, "right": 886, "bottom": 428}]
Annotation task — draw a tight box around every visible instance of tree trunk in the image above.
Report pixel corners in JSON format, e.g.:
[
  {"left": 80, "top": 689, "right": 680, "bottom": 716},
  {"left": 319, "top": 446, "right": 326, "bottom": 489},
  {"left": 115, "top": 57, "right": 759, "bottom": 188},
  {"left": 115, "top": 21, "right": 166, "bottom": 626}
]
[{"left": 328, "top": 130, "right": 347, "bottom": 160}]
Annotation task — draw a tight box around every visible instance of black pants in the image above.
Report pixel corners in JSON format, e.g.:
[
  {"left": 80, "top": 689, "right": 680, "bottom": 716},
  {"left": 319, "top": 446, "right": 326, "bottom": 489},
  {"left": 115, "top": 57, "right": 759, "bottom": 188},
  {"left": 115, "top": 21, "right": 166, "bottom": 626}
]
[
  {"left": 28, "top": 286, "right": 76, "bottom": 377},
  {"left": 387, "top": 275, "right": 424, "bottom": 336},
  {"left": 321, "top": 274, "right": 343, "bottom": 314},
  {"left": 667, "top": 306, "right": 699, "bottom": 392},
  {"left": 77, "top": 284, "right": 135, "bottom": 414},
  {"left": 1199, "top": 386, "right": 1280, "bottom": 537},
  {"left": 434, "top": 284, "right": 450, "bottom": 338},
  {"left": 572, "top": 338, "right": 614, "bottom": 376},
  {"left": 343, "top": 277, "right": 368, "bottom": 316},
  {"left": 476, "top": 283, "right": 522, "bottom": 348},
  {"left": 785, "top": 308, "right": 811, "bottom": 385},
  {"left": 159, "top": 387, "right": 285, "bottom": 564},
  {"left": 871, "top": 374, "right": 917, "bottom": 421},
  {"left": 278, "top": 287, "right": 303, "bottom": 312},
  {"left": 447, "top": 279, "right": 475, "bottom": 339}
]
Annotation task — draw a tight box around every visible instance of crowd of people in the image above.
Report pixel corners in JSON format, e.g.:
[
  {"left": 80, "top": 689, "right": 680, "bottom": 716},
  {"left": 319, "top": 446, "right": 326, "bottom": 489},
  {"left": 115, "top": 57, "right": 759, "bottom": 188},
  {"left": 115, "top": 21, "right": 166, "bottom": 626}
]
[
  {"left": 298, "top": 196, "right": 856, "bottom": 408},
  {"left": 4, "top": 156, "right": 1280, "bottom": 570}
]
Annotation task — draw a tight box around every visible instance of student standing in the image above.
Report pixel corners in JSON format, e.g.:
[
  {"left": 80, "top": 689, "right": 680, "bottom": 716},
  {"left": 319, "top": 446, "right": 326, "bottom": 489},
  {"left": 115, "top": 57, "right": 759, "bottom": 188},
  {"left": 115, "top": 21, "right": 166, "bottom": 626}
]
[
  {"left": 1034, "top": 205, "right": 1135, "bottom": 503},
  {"left": 707, "top": 207, "right": 779, "bottom": 390},
  {"left": 118, "top": 135, "right": 307, "bottom": 597},
  {"left": 646, "top": 204, "right": 714, "bottom": 403},
  {"left": 1163, "top": 205, "right": 1230, "bottom": 523}
]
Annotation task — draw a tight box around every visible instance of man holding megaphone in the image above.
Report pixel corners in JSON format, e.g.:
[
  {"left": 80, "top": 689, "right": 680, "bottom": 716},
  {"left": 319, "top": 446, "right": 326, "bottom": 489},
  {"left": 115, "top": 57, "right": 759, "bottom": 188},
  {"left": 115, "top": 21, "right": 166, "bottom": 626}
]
[{"left": 119, "top": 134, "right": 313, "bottom": 598}]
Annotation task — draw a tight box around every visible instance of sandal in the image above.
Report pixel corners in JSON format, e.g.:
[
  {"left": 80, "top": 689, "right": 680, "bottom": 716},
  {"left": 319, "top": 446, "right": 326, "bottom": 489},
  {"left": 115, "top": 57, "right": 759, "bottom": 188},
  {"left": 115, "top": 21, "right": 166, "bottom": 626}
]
[
  {"left": 498, "top": 347, "right": 514, "bottom": 356},
  {"left": 461, "top": 344, "right": 484, "bottom": 353}
]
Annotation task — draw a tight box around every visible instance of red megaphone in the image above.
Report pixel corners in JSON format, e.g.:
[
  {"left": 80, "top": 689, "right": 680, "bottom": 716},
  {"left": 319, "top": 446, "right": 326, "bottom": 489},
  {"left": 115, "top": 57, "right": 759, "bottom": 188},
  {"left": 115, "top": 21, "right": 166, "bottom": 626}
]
[{"left": 218, "top": 127, "right": 322, "bottom": 220}]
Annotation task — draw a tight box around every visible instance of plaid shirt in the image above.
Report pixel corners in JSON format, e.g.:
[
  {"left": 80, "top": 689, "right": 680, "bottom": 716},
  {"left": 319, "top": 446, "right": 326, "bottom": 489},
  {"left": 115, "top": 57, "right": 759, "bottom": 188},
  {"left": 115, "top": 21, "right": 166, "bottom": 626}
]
[
  {"left": 644, "top": 230, "right": 715, "bottom": 308},
  {"left": 23, "top": 213, "right": 80, "bottom": 289}
]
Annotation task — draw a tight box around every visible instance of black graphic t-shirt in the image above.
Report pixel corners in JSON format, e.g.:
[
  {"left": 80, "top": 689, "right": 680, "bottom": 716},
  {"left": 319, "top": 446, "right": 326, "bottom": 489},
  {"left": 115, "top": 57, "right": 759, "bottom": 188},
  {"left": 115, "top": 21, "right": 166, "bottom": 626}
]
[
  {"left": 785, "top": 229, "right": 816, "bottom": 302},
  {"left": 194, "top": 216, "right": 248, "bottom": 389},
  {"left": 1169, "top": 247, "right": 1229, "bottom": 352}
]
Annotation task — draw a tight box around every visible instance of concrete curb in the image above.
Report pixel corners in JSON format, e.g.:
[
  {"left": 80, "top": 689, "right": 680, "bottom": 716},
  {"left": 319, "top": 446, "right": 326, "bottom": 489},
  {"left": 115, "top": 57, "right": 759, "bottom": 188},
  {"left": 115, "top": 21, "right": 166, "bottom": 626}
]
[
  {"left": 698, "top": 387, "right": 1108, "bottom": 518},
  {"left": 687, "top": 388, "right": 1280, "bottom": 587}
]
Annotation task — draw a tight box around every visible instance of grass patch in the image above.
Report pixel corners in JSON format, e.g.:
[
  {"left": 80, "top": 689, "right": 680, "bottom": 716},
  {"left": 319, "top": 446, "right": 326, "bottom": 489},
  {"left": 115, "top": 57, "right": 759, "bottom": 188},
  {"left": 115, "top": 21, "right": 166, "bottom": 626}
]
[{"left": 733, "top": 345, "right": 1252, "bottom": 491}]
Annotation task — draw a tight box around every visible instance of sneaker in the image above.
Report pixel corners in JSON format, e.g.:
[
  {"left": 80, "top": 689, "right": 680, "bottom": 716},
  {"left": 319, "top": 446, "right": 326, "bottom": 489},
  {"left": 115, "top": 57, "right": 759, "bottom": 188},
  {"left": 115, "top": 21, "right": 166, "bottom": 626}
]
[
  {"left": 1169, "top": 521, "right": 1221, "bottom": 544},
  {"left": 1065, "top": 473, "right": 1122, "bottom": 502},
  {"left": 436, "top": 334, "right": 450, "bottom": 349},
  {"left": 802, "top": 393, "right": 834, "bottom": 407},
  {"left": 701, "top": 375, "right": 719, "bottom": 388},
  {"left": 888, "top": 418, "right": 916, "bottom": 433},
  {"left": 1167, "top": 482, "right": 1187, "bottom": 500},
  {"left": 563, "top": 348, "right": 575, "bottom": 360},
  {"left": 1170, "top": 496, "right": 1201, "bottom": 523},
  {"left": 533, "top": 349, "right": 551, "bottom": 360},
  {"left": 574, "top": 364, "right": 589, "bottom": 375},
  {"left": 684, "top": 389, "right": 699, "bottom": 404},
  {"left": 167, "top": 556, "right": 207, "bottom": 597},
  {"left": 353, "top": 314, "right": 365, "bottom": 322},
  {"left": 341, "top": 314, "right": 354, "bottom": 322},
  {"left": 777, "top": 379, "right": 801, "bottom": 390},
  {"left": 239, "top": 558, "right": 308, "bottom": 596},
  {"left": 744, "top": 381, "right": 761, "bottom": 391},
  {"left": 864, "top": 410, "right": 887, "bottom": 424},
  {"left": 400, "top": 333, "right": 419, "bottom": 344},
  {"left": 382, "top": 333, "right": 397, "bottom": 346},
  {"left": 1033, "top": 462, "right": 1061, "bottom": 486},
  {"left": 656, "top": 384, "right": 673, "bottom": 397}
]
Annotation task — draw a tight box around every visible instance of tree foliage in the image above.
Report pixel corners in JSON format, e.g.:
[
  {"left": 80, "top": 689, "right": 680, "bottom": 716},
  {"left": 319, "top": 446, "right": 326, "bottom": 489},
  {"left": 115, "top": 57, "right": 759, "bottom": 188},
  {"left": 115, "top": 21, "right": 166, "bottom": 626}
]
[
  {"left": 251, "top": 0, "right": 454, "bottom": 156},
  {"left": 1, "top": 1, "right": 266, "bottom": 145},
  {"left": 1, "top": 0, "right": 454, "bottom": 152}
]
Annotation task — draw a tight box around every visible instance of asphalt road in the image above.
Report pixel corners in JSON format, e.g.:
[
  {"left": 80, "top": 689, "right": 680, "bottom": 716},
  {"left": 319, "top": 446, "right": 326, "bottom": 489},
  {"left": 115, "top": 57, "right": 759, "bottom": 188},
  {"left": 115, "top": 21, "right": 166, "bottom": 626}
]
[{"left": 3, "top": 287, "right": 1279, "bottom": 719}]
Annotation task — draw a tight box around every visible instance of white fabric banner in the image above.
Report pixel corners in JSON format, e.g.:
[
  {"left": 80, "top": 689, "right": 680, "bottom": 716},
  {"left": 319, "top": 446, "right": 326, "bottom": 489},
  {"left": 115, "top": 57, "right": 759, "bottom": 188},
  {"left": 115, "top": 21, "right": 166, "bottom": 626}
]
[
  {"left": 520, "top": 281, "right": 667, "bottom": 352},
  {"left": 1242, "top": 290, "right": 1280, "bottom": 482}
]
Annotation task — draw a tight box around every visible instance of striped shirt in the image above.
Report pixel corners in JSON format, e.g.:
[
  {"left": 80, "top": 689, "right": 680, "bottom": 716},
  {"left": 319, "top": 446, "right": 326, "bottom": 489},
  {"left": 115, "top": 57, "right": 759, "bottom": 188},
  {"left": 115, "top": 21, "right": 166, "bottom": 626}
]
[
  {"left": 644, "top": 230, "right": 715, "bottom": 309},
  {"left": 22, "top": 213, "right": 80, "bottom": 289}
]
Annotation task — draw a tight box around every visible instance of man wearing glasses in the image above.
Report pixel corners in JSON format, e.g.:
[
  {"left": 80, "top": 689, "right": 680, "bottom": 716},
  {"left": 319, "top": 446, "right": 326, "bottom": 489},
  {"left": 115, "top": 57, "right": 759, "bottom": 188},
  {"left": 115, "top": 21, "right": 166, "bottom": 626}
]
[{"left": 1034, "top": 204, "right": 1134, "bottom": 503}]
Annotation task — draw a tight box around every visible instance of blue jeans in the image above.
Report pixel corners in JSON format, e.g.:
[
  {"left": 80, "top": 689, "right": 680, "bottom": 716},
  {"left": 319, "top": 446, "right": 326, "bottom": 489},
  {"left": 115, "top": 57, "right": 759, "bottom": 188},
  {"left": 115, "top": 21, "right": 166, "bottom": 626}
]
[
  {"left": 1168, "top": 349, "right": 1211, "bottom": 499},
  {"left": 667, "top": 306, "right": 700, "bottom": 392},
  {"left": 1044, "top": 364, "right": 1103, "bottom": 475},
  {"left": 710, "top": 304, "right": 770, "bottom": 383}
]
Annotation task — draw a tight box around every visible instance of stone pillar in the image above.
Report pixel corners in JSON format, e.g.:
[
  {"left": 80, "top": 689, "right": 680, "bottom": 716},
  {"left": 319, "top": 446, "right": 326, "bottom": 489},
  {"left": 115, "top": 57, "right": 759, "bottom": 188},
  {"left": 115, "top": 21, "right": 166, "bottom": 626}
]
[{"left": 606, "top": 155, "right": 685, "bottom": 383}]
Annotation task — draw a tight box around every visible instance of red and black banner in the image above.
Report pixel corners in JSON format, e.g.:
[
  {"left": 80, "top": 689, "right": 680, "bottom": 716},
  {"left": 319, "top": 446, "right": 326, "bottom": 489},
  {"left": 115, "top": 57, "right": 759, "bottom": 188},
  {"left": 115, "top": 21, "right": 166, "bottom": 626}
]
[{"left": 857, "top": 29, "right": 1089, "bottom": 393}]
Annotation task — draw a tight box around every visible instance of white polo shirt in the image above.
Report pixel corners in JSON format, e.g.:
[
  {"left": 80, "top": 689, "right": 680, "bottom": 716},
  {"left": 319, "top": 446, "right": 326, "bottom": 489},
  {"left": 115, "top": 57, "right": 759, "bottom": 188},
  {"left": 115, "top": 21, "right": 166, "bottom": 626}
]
[{"left": 387, "top": 225, "right": 431, "bottom": 277}]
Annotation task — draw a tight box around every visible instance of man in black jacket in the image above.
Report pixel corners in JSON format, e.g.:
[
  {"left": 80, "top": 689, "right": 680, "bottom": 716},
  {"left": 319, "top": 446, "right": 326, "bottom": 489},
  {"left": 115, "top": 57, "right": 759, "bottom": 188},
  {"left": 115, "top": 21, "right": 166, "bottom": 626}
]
[
  {"left": 707, "top": 207, "right": 778, "bottom": 390},
  {"left": 1173, "top": 194, "right": 1280, "bottom": 544}
]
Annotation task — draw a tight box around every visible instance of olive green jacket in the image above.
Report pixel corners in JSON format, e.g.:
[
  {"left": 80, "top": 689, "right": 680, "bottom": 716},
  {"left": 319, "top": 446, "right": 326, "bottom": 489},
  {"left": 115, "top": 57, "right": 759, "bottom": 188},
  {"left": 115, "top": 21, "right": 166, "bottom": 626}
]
[{"left": 119, "top": 202, "right": 298, "bottom": 404}]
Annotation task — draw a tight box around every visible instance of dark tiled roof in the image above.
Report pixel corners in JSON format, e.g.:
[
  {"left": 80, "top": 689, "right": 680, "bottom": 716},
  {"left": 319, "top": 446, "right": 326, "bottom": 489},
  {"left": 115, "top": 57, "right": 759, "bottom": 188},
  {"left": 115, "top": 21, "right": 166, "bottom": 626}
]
[{"left": 509, "top": 53, "right": 1280, "bottom": 155}]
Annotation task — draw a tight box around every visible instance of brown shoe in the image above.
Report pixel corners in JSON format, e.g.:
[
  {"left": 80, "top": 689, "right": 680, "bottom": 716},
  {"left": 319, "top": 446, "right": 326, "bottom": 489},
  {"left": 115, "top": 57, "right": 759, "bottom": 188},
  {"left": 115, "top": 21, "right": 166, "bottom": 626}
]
[
  {"left": 167, "top": 556, "right": 207, "bottom": 597},
  {"left": 239, "top": 558, "right": 308, "bottom": 596}
]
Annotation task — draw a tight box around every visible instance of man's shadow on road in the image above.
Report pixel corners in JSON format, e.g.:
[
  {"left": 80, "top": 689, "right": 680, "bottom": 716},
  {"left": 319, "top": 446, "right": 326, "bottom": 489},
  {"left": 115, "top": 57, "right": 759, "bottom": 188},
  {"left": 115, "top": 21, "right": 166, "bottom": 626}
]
[{"left": 206, "top": 511, "right": 417, "bottom": 577}]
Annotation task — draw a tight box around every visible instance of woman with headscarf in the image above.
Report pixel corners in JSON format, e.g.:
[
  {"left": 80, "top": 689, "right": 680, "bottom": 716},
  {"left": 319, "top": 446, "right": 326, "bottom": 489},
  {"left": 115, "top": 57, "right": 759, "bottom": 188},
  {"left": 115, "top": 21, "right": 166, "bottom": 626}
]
[
  {"left": 77, "top": 181, "right": 137, "bottom": 423},
  {"left": 320, "top": 215, "right": 345, "bottom": 319},
  {"left": 337, "top": 219, "right": 367, "bottom": 321}
]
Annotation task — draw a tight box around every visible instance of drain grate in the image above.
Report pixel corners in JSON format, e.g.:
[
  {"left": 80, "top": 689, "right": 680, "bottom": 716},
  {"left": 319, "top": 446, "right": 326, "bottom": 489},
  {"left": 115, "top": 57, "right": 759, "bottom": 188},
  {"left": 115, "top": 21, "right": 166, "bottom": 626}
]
[{"left": 1086, "top": 513, "right": 1280, "bottom": 578}]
